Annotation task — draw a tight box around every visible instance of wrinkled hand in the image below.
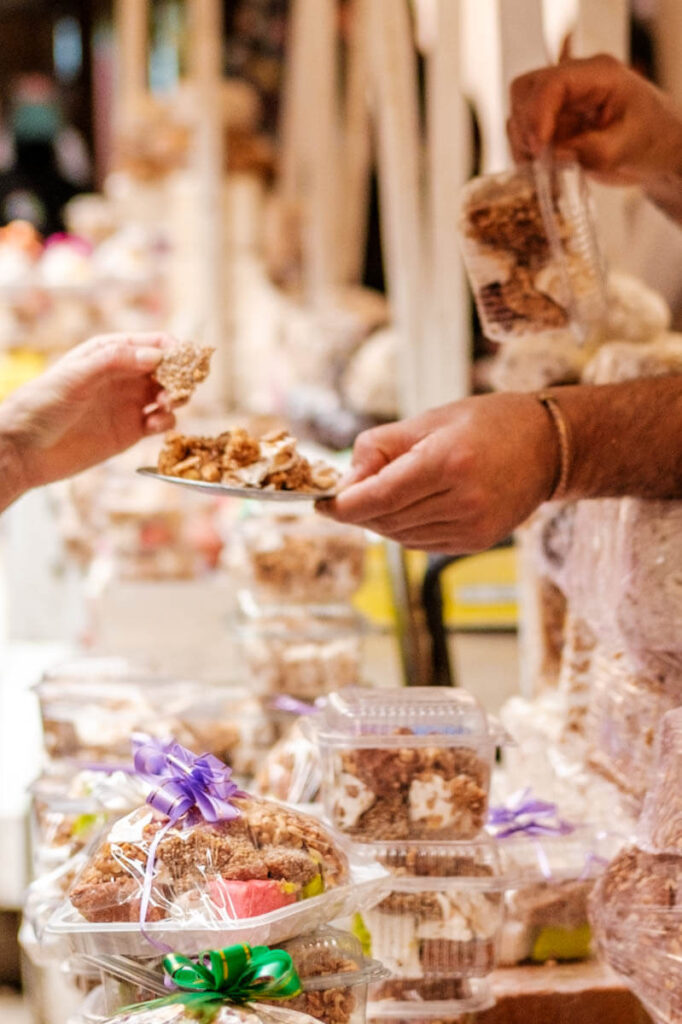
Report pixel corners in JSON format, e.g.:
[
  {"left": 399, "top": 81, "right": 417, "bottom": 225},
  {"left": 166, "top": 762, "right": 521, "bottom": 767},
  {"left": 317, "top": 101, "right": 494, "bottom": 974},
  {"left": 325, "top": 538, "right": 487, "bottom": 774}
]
[
  {"left": 508, "top": 54, "right": 682, "bottom": 187},
  {"left": 0, "top": 333, "right": 177, "bottom": 495},
  {"left": 318, "top": 393, "right": 557, "bottom": 554}
]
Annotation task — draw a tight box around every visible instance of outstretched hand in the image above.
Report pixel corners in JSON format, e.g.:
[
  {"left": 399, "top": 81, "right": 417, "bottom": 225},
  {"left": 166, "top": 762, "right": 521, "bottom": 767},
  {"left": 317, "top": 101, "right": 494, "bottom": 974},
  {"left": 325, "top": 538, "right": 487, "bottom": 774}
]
[
  {"left": 0, "top": 332, "right": 177, "bottom": 501},
  {"left": 318, "top": 393, "right": 557, "bottom": 554}
]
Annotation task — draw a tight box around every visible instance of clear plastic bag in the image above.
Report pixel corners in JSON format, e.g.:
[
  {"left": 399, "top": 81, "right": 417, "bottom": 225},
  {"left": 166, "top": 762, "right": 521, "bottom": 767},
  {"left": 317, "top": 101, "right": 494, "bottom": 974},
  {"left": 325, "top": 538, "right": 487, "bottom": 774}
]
[
  {"left": 354, "top": 840, "right": 503, "bottom": 991},
  {"left": 48, "top": 796, "right": 388, "bottom": 957},
  {"left": 254, "top": 722, "right": 321, "bottom": 806},
  {"left": 586, "top": 647, "right": 682, "bottom": 805},
  {"left": 458, "top": 160, "right": 606, "bottom": 344},
  {"left": 638, "top": 708, "right": 682, "bottom": 854},
  {"left": 313, "top": 689, "right": 503, "bottom": 842},
  {"left": 92, "top": 929, "right": 384, "bottom": 1024}
]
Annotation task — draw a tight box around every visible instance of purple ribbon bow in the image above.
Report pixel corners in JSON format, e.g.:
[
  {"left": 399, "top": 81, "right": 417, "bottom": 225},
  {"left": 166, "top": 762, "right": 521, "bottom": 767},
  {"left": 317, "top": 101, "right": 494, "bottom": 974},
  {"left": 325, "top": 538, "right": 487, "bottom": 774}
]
[
  {"left": 488, "top": 788, "right": 575, "bottom": 839},
  {"left": 128, "top": 735, "right": 246, "bottom": 949}
]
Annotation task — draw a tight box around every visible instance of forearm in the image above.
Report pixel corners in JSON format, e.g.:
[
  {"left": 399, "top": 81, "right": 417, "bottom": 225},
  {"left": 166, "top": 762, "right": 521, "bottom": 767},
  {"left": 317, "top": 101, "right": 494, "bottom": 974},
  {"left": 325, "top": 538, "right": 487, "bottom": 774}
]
[
  {"left": 546, "top": 378, "right": 682, "bottom": 501},
  {"left": 0, "top": 430, "right": 27, "bottom": 513}
]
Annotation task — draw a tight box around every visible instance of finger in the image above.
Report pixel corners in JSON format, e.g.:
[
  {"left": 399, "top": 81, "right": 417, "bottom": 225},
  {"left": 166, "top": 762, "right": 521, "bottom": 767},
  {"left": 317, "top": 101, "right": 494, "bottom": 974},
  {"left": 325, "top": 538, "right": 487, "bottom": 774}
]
[
  {"left": 326, "top": 444, "right": 445, "bottom": 522},
  {"left": 345, "top": 422, "right": 407, "bottom": 487},
  {"left": 354, "top": 494, "right": 454, "bottom": 534},
  {"left": 76, "top": 332, "right": 177, "bottom": 355},
  {"left": 563, "top": 125, "right": 627, "bottom": 172},
  {"left": 507, "top": 115, "right": 532, "bottom": 164},
  {"left": 87, "top": 341, "right": 165, "bottom": 379},
  {"left": 144, "top": 411, "right": 176, "bottom": 435}
]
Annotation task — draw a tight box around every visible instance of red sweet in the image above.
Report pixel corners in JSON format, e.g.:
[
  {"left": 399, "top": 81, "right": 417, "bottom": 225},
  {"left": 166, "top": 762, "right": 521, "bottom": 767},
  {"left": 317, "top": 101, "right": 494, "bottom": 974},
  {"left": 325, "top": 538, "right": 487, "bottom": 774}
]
[{"left": 207, "top": 878, "right": 297, "bottom": 919}]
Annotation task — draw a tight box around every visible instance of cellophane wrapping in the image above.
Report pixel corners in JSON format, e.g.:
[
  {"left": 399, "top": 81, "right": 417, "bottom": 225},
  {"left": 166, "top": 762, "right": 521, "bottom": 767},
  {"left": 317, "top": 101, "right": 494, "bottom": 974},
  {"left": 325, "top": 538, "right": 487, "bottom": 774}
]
[{"left": 638, "top": 708, "right": 682, "bottom": 854}]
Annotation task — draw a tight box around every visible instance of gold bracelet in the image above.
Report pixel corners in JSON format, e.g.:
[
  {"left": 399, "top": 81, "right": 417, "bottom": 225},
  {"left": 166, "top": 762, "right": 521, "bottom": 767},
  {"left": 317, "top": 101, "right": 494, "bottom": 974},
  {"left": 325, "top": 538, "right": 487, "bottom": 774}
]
[{"left": 536, "top": 391, "right": 572, "bottom": 502}]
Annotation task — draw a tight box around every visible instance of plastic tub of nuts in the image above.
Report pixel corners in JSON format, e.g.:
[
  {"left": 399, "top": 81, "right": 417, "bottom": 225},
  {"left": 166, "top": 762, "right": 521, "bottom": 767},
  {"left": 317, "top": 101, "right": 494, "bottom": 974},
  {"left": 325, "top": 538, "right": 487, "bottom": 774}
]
[
  {"left": 238, "top": 607, "right": 365, "bottom": 700},
  {"left": 351, "top": 839, "right": 503, "bottom": 997},
  {"left": 229, "top": 511, "right": 367, "bottom": 608},
  {"left": 458, "top": 159, "right": 606, "bottom": 344},
  {"left": 84, "top": 928, "right": 386, "bottom": 1024},
  {"left": 312, "top": 688, "right": 504, "bottom": 842}
]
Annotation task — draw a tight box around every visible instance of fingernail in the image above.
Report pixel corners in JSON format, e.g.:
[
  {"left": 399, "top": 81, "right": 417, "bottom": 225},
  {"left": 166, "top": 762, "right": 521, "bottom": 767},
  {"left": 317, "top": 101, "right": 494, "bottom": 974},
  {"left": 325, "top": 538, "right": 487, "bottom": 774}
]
[{"left": 136, "top": 347, "right": 163, "bottom": 368}]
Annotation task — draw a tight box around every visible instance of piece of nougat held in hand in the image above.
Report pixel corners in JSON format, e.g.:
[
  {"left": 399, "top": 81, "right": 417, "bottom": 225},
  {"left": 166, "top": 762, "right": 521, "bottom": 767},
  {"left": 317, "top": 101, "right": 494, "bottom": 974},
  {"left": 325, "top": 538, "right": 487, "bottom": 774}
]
[{"left": 153, "top": 340, "right": 215, "bottom": 406}]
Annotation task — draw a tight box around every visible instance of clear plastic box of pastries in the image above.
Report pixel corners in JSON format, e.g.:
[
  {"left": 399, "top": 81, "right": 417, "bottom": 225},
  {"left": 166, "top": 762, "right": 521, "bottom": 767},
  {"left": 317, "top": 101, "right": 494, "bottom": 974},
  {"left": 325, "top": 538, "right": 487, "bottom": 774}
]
[
  {"left": 93, "top": 928, "right": 385, "bottom": 1024},
  {"left": 238, "top": 607, "right": 365, "bottom": 700},
  {"left": 458, "top": 159, "right": 606, "bottom": 344},
  {"left": 229, "top": 511, "right": 367, "bottom": 608},
  {"left": 312, "top": 688, "right": 504, "bottom": 843},
  {"left": 70, "top": 990, "right": 335, "bottom": 1024},
  {"left": 352, "top": 839, "right": 503, "bottom": 997},
  {"left": 47, "top": 792, "right": 389, "bottom": 957},
  {"left": 35, "top": 659, "right": 274, "bottom": 776},
  {"left": 495, "top": 826, "right": 622, "bottom": 966}
]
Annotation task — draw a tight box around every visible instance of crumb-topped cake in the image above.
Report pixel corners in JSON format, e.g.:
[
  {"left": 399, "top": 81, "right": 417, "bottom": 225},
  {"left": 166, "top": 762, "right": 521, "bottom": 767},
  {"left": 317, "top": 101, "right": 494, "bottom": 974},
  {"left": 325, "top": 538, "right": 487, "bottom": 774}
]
[
  {"left": 69, "top": 797, "right": 348, "bottom": 924},
  {"left": 158, "top": 428, "right": 340, "bottom": 493}
]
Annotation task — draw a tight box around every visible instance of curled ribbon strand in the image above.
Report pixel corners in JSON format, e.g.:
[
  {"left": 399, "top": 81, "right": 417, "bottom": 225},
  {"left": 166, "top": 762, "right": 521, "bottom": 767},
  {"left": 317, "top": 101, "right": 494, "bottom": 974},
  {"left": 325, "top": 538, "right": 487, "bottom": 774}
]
[
  {"left": 488, "top": 787, "right": 575, "bottom": 839},
  {"left": 121, "top": 943, "right": 302, "bottom": 1019}
]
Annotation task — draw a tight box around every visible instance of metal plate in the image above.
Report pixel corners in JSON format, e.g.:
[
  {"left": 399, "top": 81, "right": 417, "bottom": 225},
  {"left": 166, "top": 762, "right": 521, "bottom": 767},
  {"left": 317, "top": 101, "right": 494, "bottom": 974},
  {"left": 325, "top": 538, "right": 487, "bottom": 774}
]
[{"left": 136, "top": 467, "right": 337, "bottom": 501}]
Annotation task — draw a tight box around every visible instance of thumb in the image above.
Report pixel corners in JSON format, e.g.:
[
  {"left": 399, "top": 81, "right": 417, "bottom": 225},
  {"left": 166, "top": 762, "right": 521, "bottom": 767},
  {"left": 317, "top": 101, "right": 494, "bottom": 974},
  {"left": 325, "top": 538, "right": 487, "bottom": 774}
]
[{"left": 341, "top": 421, "right": 412, "bottom": 488}]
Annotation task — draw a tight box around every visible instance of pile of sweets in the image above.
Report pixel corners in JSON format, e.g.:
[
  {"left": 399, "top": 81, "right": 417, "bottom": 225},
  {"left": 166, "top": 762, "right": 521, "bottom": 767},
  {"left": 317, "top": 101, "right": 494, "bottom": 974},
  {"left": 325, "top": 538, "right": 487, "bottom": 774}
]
[
  {"left": 591, "top": 707, "right": 682, "bottom": 1024},
  {"left": 309, "top": 687, "right": 506, "bottom": 1014},
  {"left": 458, "top": 160, "right": 606, "bottom": 344}
]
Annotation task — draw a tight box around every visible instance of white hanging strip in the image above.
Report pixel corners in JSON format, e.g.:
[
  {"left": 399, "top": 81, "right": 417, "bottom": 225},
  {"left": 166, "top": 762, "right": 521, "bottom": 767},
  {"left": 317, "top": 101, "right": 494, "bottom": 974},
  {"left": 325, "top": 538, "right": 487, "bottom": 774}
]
[
  {"left": 114, "top": 0, "right": 149, "bottom": 129},
  {"left": 339, "top": 0, "right": 373, "bottom": 286},
  {"left": 367, "top": 0, "right": 426, "bottom": 418},
  {"left": 425, "top": 0, "right": 472, "bottom": 404},
  {"left": 280, "top": 0, "right": 311, "bottom": 203},
  {"left": 189, "top": 0, "right": 229, "bottom": 408},
  {"left": 300, "top": 0, "right": 341, "bottom": 301}
]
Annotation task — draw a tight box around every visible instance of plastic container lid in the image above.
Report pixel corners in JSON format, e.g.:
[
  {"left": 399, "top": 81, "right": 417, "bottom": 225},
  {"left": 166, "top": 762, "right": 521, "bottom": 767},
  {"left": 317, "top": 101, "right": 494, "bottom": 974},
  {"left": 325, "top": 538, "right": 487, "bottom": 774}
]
[
  {"left": 313, "top": 688, "right": 501, "bottom": 748},
  {"left": 367, "top": 838, "right": 503, "bottom": 887},
  {"left": 368, "top": 977, "right": 494, "bottom": 1017},
  {"left": 495, "top": 825, "right": 625, "bottom": 886}
]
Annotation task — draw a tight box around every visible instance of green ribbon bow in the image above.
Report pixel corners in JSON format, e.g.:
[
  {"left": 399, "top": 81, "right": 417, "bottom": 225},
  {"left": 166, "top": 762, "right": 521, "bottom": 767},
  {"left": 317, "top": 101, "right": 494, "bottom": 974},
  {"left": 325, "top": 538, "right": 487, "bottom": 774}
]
[{"left": 122, "top": 943, "right": 302, "bottom": 1021}]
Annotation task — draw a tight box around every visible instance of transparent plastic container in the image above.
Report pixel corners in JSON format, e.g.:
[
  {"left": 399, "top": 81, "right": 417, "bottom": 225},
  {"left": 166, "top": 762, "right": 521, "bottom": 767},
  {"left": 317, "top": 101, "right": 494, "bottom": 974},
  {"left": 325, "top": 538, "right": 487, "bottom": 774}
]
[
  {"left": 313, "top": 688, "right": 503, "bottom": 842},
  {"left": 230, "top": 512, "right": 367, "bottom": 607},
  {"left": 458, "top": 159, "right": 606, "bottom": 344},
  {"left": 36, "top": 666, "right": 274, "bottom": 773},
  {"left": 367, "top": 977, "right": 493, "bottom": 1020},
  {"left": 238, "top": 608, "right": 365, "bottom": 700},
  {"left": 495, "top": 826, "right": 623, "bottom": 965},
  {"left": 352, "top": 840, "right": 503, "bottom": 991},
  {"left": 254, "top": 721, "right": 322, "bottom": 806},
  {"left": 46, "top": 800, "right": 389, "bottom": 957},
  {"left": 93, "top": 929, "right": 385, "bottom": 1024}
]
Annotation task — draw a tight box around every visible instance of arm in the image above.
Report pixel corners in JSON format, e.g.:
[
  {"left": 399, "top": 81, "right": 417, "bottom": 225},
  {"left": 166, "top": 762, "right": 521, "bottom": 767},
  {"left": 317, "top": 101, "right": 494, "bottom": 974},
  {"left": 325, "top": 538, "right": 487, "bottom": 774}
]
[
  {"left": 508, "top": 54, "right": 682, "bottom": 225},
  {"left": 0, "top": 332, "right": 176, "bottom": 514},
  {"left": 318, "top": 378, "right": 682, "bottom": 554}
]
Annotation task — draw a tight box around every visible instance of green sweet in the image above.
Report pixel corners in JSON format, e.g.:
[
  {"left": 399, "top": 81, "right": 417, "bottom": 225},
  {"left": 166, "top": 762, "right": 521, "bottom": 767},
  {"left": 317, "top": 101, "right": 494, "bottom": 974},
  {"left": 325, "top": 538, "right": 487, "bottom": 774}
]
[
  {"left": 351, "top": 912, "right": 372, "bottom": 957},
  {"left": 301, "top": 873, "right": 325, "bottom": 899},
  {"left": 530, "top": 923, "right": 592, "bottom": 962}
]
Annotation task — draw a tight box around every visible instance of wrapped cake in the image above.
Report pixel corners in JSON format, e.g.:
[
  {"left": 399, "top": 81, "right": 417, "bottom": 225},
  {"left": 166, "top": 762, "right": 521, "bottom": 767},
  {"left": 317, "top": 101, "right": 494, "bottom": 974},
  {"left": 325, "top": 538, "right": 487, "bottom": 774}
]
[
  {"left": 314, "top": 689, "right": 501, "bottom": 842},
  {"left": 353, "top": 840, "right": 503, "bottom": 997},
  {"left": 254, "top": 722, "right": 322, "bottom": 806},
  {"left": 48, "top": 740, "right": 387, "bottom": 956},
  {"left": 638, "top": 708, "right": 682, "bottom": 854},
  {"left": 458, "top": 159, "right": 606, "bottom": 344}
]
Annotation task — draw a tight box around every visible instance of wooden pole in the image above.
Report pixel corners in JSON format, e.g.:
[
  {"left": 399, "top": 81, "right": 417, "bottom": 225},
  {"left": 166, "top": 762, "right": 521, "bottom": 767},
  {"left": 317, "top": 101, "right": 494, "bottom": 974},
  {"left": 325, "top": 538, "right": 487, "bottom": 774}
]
[
  {"left": 114, "top": 0, "right": 149, "bottom": 129},
  {"left": 367, "top": 0, "right": 426, "bottom": 418},
  {"left": 339, "top": 0, "right": 373, "bottom": 285},
  {"left": 425, "top": 0, "right": 471, "bottom": 405},
  {"left": 188, "top": 0, "right": 229, "bottom": 408}
]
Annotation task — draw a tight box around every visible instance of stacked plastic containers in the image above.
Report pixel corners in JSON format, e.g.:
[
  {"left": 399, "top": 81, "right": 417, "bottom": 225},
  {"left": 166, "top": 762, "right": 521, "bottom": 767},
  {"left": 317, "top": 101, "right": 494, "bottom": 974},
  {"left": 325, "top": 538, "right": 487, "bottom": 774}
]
[
  {"left": 230, "top": 508, "right": 372, "bottom": 724},
  {"left": 38, "top": 785, "right": 388, "bottom": 1024},
  {"left": 458, "top": 158, "right": 607, "bottom": 345},
  {"left": 591, "top": 708, "right": 682, "bottom": 1024},
  {"left": 310, "top": 687, "right": 507, "bottom": 1020}
]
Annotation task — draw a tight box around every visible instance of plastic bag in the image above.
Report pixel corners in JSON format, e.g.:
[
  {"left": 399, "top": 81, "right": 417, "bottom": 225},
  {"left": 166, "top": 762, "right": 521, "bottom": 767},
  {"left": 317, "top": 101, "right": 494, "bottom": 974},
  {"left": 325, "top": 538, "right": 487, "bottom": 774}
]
[{"left": 638, "top": 708, "right": 682, "bottom": 854}]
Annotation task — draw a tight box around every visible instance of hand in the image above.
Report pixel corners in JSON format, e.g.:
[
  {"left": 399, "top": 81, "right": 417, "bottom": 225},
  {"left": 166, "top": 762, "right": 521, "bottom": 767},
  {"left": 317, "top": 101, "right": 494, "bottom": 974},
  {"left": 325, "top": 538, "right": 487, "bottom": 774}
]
[
  {"left": 318, "top": 393, "right": 557, "bottom": 554},
  {"left": 508, "top": 54, "right": 682, "bottom": 187},
  {"left": 0, "top": 333, "right": 177, "bottom": 497}
]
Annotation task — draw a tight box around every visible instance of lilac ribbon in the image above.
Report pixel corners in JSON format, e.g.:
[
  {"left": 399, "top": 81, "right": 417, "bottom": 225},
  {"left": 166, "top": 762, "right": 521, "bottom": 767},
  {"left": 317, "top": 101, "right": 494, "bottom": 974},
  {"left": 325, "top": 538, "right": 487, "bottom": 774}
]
[
  {"left": 488, "top": 788, "right": 575, "bottom": 839},
  {"left": 269, "top": 695, "right": 321, "bottom": 717},
  {"left": 128, "top": 735, "right": 246, "bottom": 950}
]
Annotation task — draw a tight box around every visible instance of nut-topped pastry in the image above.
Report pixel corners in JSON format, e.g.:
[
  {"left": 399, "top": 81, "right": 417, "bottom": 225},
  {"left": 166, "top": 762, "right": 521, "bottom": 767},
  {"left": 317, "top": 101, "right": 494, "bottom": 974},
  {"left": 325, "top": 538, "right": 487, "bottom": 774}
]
[{"left": 153, "top": 340, "right": 214, "bottom": 405}]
